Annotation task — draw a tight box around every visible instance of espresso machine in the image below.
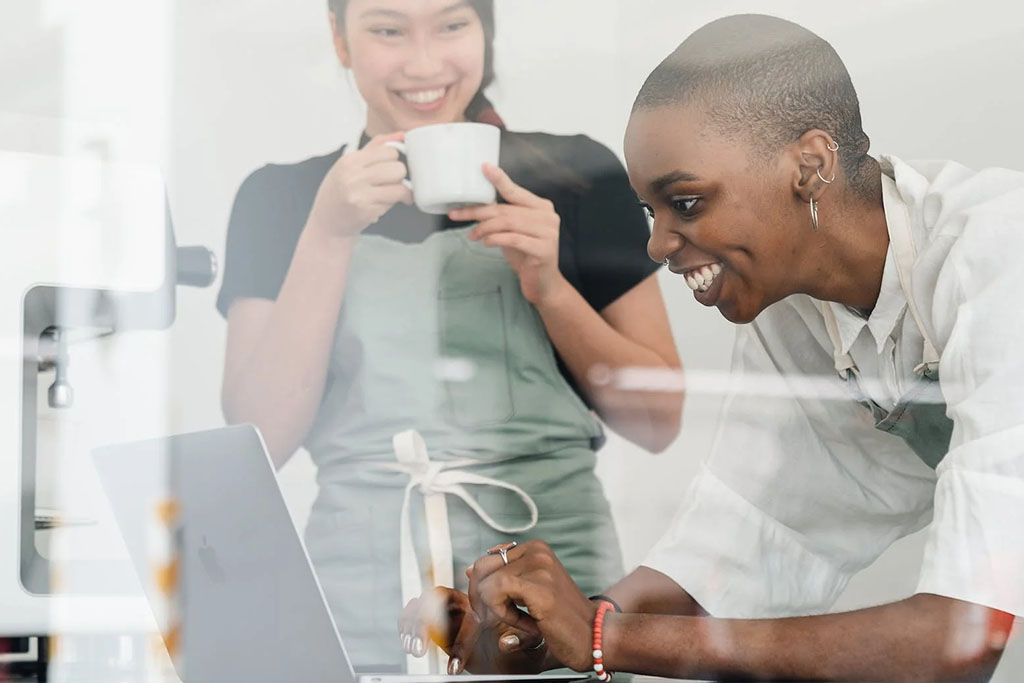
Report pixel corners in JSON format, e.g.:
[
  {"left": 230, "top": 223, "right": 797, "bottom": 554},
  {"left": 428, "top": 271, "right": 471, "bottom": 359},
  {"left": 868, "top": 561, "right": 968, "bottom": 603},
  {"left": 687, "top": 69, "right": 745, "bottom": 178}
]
[{"left": 0, "top": 148, "right": 216, "bottom": 678}]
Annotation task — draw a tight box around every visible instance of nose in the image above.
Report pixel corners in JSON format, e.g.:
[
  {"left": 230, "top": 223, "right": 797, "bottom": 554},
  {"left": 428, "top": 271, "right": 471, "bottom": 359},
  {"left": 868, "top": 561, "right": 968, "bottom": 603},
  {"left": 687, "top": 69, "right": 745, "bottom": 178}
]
[
  {"left": 403, "top": 37, "right": 444, "bottom": 80},
  {"left": 646, "top": 218, "right": 686, "bottom": 265}
]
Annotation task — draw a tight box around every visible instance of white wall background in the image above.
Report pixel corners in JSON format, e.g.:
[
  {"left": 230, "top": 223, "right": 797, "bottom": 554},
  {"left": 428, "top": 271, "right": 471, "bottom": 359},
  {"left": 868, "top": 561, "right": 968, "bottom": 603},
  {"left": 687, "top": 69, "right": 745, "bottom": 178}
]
[{"left": 4, "top": 0, "right": 1023, "bottom": 678}]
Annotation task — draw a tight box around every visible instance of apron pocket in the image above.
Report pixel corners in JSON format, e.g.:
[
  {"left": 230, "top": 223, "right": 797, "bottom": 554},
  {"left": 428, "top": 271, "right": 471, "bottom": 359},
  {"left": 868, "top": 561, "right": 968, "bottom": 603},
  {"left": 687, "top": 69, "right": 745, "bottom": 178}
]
[{"left": 438, "top": 286, "right": 516, "bottom": 427}]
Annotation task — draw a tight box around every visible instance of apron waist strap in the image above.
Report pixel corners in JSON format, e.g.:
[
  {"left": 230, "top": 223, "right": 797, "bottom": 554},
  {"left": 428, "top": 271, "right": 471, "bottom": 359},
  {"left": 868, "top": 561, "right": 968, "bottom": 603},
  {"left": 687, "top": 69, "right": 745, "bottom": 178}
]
[{"left": 379, "top": 430, "right": 539, "bottom": 675}]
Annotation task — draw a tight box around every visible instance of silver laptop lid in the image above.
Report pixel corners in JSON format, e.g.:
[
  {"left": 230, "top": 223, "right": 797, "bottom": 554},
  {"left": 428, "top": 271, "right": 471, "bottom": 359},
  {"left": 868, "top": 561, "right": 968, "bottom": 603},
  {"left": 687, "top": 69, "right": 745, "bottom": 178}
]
[{"left": 93, "top": 424, "right": 358, "bottom": 683}]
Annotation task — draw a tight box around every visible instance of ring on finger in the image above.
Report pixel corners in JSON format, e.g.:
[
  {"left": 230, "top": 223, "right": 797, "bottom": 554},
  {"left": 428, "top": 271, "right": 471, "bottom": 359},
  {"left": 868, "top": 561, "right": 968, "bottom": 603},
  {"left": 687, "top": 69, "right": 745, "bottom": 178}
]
[
  {"left": 487, "top": 541, "right": 518, "bottom": 566},
  {"left": 526, "top": 636, "right": 546, "bottom": 652}
]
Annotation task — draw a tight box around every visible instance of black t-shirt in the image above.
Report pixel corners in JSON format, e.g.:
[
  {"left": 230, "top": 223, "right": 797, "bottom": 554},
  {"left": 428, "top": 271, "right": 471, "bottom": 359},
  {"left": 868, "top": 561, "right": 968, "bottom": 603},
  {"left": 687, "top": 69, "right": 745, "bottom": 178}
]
[{"left": 217, "top": 130, "right": 659, "bottom": 404}]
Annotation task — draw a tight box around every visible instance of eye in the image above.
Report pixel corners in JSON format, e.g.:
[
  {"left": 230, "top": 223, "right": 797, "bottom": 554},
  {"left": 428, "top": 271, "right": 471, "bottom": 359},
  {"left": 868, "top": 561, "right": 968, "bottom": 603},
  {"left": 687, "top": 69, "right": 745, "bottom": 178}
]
[
  {"left": 440, "top": 20, "right": 470, "bottom": 33},
  {"left": 370, "top": 26, "right": 403, "bottom": 38},
  {"left": 638, "top": 201, "right": 655, "bottom": 219},
  {"left": 670, "top": 197, "right": 700, "bottom": 216}
]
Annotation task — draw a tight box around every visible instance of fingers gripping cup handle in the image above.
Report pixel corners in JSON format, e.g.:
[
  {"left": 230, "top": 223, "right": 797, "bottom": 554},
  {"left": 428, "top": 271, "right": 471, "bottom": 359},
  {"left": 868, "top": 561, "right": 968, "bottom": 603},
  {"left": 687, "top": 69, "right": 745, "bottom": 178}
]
[{"left": 385, "top": 140, "right": 414, "bottom": 191}]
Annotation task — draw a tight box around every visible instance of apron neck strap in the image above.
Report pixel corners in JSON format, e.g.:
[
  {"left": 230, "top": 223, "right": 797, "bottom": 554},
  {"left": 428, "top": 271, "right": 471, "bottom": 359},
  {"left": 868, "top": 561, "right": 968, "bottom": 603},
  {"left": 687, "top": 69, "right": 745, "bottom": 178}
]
[{"left": 881, "top": 173, "right": 941, "bottom": 377}]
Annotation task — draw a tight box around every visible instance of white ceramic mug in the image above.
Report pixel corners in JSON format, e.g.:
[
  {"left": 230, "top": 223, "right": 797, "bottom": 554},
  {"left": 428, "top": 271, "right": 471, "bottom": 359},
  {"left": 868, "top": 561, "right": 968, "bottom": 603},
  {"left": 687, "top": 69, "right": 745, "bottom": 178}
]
[{"left": 387, "top": 122, "right": 501, "bottom": 215}]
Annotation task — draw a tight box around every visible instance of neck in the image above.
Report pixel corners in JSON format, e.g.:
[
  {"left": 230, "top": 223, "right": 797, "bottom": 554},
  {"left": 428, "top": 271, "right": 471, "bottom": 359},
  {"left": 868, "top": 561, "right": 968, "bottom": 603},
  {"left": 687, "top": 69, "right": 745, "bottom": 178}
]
[
  {"left": 800, "top": 167, "right": 890, "bottom": 312},
  {"left": 363, "top": 112, "right": 468, "bottom": 138}
]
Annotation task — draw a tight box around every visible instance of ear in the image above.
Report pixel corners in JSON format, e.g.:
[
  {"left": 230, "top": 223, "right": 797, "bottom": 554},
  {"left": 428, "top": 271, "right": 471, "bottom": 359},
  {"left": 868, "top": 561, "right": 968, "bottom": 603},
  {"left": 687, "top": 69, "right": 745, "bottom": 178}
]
[
  {"left": 790, "top": 129, "right": 840, "bottom": 203},
  {"left": 328, "top": 10, "right": 352, "bottom": 69}
]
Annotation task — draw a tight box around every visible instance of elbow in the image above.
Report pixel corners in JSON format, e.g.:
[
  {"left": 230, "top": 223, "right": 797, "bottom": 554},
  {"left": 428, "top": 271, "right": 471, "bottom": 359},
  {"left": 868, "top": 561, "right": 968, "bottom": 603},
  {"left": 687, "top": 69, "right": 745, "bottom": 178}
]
[
  {"left": 598, "top": 390, "right": 684, "bottom": 454},
  {"left": 627, "top": 402, "right": 683, "bottom": 454},
  {"left": 642, "top": 414, "right": 682, "bottom": 454},
  {"left": 932, "top": 639, "right": 1007, "bottom": 683},
  {"left": 220, "top": 375, "right": 247, "bottom": 426},
  {"left": 220, "top": 380, "right": 299, "bottom": 468},
  {"left": 642, "top": 392, "right": 685, "bottom": 454},
  {"left": 906, "top": 595, "right": 1012, "bottom": 683}
]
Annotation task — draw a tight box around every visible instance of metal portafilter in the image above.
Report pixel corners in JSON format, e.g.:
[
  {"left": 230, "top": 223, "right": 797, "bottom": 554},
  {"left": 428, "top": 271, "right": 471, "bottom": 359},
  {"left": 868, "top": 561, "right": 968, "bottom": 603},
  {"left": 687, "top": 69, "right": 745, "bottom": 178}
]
[{"left": 175, "top": 245, "right": 218, "bottom": 289}]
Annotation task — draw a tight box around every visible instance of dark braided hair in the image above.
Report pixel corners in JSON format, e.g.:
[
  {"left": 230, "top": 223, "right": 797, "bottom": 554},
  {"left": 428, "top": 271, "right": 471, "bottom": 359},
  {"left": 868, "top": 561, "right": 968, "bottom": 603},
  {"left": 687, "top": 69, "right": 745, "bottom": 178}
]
[{"left": 635, "top": 15, "right": 876, "bottom": 200}]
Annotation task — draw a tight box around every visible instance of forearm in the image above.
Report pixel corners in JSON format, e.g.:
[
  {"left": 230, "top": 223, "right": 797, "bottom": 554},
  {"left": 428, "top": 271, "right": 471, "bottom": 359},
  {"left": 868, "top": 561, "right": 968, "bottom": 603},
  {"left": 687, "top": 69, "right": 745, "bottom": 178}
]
[
  {"left": 535, "top": 278, "right": 682, "bottom": 452},
  {"left": 222, "top": 221, "right": 355, "bottom": 465},
  {"left": 602, "top": 594, "right": 1007, "bottom": 681}
]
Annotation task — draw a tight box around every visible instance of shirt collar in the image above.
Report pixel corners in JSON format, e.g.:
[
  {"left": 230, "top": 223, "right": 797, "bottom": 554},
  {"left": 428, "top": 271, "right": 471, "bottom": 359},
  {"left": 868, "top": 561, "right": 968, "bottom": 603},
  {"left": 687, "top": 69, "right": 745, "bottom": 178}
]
[
  {"left": 867, "top": 173, "right": 912, "bottom": 352},
  {"left": 824, "top": 300, "right": 867, "bottom": 357},
  {"left": 824, "top": 175, "right": 908, "bottom": 355},
  {"left": 865, "top": 240, "right": 906, "bottom": 352}
]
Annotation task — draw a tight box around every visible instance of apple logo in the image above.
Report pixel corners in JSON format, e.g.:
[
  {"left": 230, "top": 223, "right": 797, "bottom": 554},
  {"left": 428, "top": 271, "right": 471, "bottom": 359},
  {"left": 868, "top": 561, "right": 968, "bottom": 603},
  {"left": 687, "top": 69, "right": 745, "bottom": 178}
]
[{"left": 197, "top": 535, "right": 226, "bottom": 584}]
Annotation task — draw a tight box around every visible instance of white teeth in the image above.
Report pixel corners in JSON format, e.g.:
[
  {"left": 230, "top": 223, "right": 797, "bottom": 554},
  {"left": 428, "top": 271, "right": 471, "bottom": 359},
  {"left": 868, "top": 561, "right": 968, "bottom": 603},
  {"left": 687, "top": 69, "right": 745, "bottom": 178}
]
[
  {"left": 401, "top": 88, "right": 446, "bottom": 104},
  {"left": 684, "top": 262, "right": 723, "bottom": 294}
]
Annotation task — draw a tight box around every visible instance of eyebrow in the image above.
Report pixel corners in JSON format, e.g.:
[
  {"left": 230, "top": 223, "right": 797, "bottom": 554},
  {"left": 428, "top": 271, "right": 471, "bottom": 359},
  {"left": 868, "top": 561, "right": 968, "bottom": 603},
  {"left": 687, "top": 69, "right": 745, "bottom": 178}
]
[
  {"left": 438, "top": 1, "right": 473, "bottom": 14},
  {"left": 360, "top": 2, "right": 471, "bottom": 20},
  {"left": 650, "top": 170, "right": 701, "bottom": 194}
]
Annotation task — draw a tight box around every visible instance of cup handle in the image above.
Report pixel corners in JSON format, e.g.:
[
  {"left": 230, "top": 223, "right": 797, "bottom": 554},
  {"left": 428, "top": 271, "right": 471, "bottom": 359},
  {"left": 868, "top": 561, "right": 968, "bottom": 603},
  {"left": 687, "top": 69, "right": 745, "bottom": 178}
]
[{"left": 385, "top": 141, "right": 414, "bottom": 191}]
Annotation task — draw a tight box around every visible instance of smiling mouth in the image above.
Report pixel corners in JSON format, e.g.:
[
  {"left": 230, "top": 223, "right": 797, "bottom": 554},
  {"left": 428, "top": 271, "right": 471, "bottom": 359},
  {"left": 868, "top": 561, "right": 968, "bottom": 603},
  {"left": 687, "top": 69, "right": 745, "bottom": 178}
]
[
  {"left": 680, "top": 263, "right": 723, "bottom": 293},
  {"left": 397, "top": 86, "right": 450, "bottom": 107}
]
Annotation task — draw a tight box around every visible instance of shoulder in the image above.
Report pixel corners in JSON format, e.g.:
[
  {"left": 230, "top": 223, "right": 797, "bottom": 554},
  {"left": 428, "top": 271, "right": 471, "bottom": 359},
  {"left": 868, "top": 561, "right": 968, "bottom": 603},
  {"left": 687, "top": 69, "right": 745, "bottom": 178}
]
[
  {"left": 503, "top": 130, "right": 626, "bottom": 175},
  {"left": 883, "top": 155, "right": 1024, "bottom": 342},
  {"left": 225, "top": 145, "right": 345, "bottom": 245},
  {"left": 885, "top": 154, "right": 1024, "bottom": 241},
  {"left": 234, "top": 146, "right": 345, "bottom": 204}
]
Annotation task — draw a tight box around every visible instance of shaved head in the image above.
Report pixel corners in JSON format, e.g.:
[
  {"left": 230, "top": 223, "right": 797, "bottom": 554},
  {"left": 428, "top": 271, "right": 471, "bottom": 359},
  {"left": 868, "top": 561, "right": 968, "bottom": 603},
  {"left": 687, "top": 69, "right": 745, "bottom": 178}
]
[{"left": 635, "top": 14, "right": 874, "bottom": 198}]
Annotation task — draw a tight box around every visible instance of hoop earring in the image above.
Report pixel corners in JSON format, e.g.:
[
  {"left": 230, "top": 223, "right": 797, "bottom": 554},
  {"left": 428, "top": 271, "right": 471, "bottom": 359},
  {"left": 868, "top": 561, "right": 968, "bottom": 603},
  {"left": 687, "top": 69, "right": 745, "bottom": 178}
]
[
  {"left": 826, "top": 141, "right": 840, "bottom": 152},
  {"left": 809, "top": 196, "right": 820, "bottom": 232},
  {"left": 816, "top": 167, "right": 835, "bottom": 184}
]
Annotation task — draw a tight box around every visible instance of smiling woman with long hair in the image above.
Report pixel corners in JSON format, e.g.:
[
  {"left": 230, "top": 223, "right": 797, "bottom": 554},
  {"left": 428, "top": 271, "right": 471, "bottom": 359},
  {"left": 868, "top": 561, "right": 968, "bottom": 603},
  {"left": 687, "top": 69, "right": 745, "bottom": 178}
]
[{"left": 216, "top": 0, "right": 682, "bottom": 672}]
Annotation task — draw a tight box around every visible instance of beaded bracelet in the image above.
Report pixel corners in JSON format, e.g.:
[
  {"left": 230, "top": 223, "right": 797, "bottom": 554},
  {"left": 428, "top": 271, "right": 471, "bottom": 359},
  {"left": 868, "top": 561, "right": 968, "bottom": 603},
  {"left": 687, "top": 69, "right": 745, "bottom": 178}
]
[
  {"left": 589, "top": 594, "right": 623, "bottom": 614},
  {"left": 592, "top": 600, "right": 615, "bottom": 681}
]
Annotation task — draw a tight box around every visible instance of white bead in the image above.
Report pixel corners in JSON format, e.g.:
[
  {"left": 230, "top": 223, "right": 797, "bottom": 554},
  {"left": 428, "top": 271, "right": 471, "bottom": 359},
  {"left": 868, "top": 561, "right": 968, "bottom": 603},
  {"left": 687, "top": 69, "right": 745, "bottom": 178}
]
[
  {"left": 594, "top": 663, "right": 604, "bottom": 672},
  {"left": 593, "top": 649, "right": 603, "bottom": 659}
]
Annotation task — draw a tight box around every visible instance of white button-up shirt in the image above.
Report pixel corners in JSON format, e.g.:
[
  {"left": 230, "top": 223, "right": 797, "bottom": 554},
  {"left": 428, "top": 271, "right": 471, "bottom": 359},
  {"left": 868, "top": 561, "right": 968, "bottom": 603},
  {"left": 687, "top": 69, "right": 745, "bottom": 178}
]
[{"left": 644, "top": 155, "right": 1024, "bottom": 618}]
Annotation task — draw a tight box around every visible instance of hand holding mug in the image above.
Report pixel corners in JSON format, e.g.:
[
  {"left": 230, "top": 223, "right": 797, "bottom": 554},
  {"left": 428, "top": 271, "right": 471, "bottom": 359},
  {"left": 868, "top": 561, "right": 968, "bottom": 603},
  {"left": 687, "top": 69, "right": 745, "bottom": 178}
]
[
  {"left": 307, "top": 132, "right": 413, "bottom": 239},
  {"left": 387, "top": 122, "right": 500, "bottom": 214},
  {"left": 449, "top": 165, "right": 569, "bottom": 307}
]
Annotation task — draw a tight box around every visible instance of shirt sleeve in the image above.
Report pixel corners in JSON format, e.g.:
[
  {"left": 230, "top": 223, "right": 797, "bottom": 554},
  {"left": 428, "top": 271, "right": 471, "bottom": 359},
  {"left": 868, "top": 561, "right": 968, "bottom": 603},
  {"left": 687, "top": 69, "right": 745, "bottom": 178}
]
[
  {"left": 643, "top": 309, "right": 937, "bottom": 618},
  {"left": 565, "top": 136, "right": 661, "bottom": 312},
  {"left": 215, "top": 165, "right": 306, "bottom": 318},
  {"left": 914, "top": 174, "right": 1024, "bottom": 617}
]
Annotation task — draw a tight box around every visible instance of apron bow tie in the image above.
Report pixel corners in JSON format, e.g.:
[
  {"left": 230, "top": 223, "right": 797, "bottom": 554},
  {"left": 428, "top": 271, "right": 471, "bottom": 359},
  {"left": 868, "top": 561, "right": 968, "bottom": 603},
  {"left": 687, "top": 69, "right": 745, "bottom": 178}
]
[{"left": 379, "top": 430, "right": 539, "bottom": 674}]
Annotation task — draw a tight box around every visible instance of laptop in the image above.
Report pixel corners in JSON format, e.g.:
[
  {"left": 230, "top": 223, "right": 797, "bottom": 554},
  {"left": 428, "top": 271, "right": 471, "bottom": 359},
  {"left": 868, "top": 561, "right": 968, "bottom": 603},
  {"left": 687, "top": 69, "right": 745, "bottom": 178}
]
[{"left": 92, "top": 425, "right": 589, "bottom": 683}]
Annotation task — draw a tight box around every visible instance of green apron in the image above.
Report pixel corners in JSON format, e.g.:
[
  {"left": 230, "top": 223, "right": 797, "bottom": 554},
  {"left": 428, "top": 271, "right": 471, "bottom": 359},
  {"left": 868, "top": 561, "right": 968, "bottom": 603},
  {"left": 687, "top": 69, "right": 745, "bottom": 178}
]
[
  {"left": 301, "top": 224, "right": 622, "bottom": 672},
  {"left": 821, "top": 170, "right": 953, "bottom": 469}
]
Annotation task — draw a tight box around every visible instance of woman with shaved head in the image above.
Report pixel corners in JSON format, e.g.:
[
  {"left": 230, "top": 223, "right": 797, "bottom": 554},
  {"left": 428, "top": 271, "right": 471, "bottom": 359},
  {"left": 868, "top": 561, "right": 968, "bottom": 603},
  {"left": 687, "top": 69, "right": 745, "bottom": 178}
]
[{"left": 401, "top": 14, "right": 1024, "bottom": 680}]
